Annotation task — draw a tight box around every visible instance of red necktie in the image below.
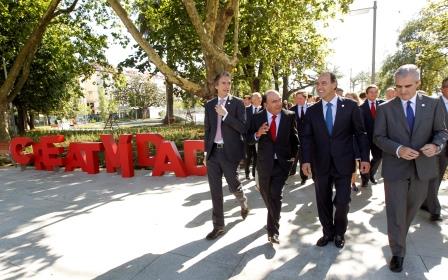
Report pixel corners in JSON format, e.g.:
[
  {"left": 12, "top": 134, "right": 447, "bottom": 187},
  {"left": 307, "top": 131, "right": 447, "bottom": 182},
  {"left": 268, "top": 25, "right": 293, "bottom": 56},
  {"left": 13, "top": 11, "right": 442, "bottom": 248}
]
[
  {"left": 370, "top": 101, "right": 376, "bottom": 118},
  {"left": 270, "top": 115, "right": 277, "bottom": 141}
]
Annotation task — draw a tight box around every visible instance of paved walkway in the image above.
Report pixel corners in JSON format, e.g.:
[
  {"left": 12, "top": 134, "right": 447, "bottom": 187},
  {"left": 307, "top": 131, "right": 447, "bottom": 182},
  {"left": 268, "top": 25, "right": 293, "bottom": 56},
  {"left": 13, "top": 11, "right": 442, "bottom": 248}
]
[{"left": 0, "top": 167, "right": 447, "bottom": 280}]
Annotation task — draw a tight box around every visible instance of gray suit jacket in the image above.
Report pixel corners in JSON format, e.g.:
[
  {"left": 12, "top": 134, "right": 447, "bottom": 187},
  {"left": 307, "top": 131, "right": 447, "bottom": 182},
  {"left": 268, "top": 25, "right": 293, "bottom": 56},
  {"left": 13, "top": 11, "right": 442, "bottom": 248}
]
[
  {"left": 204, "top": 95, "right": 246, "bottom": 162},
  {"left": 373, "top": 94, "right": 448, "bottom": 181}
]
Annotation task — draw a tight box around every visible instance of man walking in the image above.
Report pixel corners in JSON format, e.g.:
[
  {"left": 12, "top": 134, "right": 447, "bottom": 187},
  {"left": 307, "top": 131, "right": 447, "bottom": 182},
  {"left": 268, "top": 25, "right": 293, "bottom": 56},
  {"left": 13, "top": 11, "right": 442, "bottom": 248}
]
[
  {"left": 302, "top": 72, "right": 370, "bottom": 249},
  {"left": 374, "top": 65, "right": 448, "bottom": 272},
  {"left": 204, "top": 71, "right": 250, "bottom": 240}
]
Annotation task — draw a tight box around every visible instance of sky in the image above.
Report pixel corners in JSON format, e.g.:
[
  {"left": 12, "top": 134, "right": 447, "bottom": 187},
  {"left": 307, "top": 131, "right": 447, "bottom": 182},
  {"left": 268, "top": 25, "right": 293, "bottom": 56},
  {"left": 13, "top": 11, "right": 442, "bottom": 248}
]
[
  {"left": 105, "top": 0, "right": 429, "bottom": 93},
  {"left": 323, "top": 0, "right": 428, "bottom": 92}
]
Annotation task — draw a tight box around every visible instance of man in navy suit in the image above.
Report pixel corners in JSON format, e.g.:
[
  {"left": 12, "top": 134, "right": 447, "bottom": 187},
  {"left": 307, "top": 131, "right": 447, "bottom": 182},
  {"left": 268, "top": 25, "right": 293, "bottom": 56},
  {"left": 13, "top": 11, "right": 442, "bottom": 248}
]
[
  {"left": 289, "top": 90, "right": 309, "bottom": 184},
  {"left": 204, "top": 72, "right": 249, "bottom": 240},
  {"left": 302, "top": 72, "right": 370, "bottom": 249},
  {"left": 244, "top": 92, "right": 263, "bottom": 180},
  {"left": 250, "top": 90, "right": 299, "bottom": 244},
  {"left": 360, "top": 85, "right": 385, "bottom": 187}
]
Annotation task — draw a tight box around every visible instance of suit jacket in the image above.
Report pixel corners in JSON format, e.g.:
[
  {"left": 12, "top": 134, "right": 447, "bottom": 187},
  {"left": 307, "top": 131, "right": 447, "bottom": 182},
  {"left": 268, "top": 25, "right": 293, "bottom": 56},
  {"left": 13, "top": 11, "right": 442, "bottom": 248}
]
[
  {"left": 360, "top": 99, "right": 385, "bottom": 143},
  {"left": 245, "top": 105, "right": 261, "bottom": 143},
  {"left": 249, "top": 109, "right": 299, "bottom": 177},
  {"left": 204, "top": 95, "right": 246, "bottom": 162},
  {"left": 302, "top": 97, "right": 369, "bottom": 177},
  {"left": 289, "top": 104, "right": 308, "bottom": 138},
  {"left": 373, "top": 94, "right": 448, "bottom": 181}
]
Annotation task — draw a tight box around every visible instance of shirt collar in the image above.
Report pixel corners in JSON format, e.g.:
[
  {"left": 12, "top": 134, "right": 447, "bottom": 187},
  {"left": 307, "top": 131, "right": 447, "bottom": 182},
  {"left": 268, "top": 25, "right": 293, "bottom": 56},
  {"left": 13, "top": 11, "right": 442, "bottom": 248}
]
[
  {"left": 322, "top": 95, "right": 338, "bottom": 108},
  {"left": 400, "top": 94, "right": 417, "bottom": 106},
  {"left": 267, "top": 110, "right": 279, "bottom": 119}
]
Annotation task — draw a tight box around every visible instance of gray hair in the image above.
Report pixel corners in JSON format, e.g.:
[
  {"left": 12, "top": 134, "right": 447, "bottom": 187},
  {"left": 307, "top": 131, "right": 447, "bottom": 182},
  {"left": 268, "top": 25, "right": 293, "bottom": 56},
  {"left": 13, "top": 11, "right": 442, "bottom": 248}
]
[{"left": 394, "top": 64, "right": 420, "bottom": 82}]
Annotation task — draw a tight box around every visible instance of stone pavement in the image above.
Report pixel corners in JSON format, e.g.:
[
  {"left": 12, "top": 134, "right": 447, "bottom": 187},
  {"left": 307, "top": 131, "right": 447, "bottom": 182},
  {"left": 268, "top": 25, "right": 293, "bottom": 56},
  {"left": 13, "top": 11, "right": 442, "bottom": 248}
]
[{"left": 0, "top": 167, "right": 447, "bottom": 280}]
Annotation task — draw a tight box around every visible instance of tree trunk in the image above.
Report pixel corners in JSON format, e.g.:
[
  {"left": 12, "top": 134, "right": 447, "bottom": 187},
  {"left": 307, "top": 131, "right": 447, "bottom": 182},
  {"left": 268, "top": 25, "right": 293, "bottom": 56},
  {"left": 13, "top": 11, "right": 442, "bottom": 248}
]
[
  {"left": 272, "top": 65, "right": 280, "bottom": 92},
  {"left": 282, "top": 75, "right": 289, "bottom": 101},
  {"left": 16, "top": 104, "right": 26, "bottom": 135},
  {"left": 163, "top": 81, "right": 175, "bottom": 124},
  {"left": 0, "top": 100, "right": 10, "bottom": 141}
]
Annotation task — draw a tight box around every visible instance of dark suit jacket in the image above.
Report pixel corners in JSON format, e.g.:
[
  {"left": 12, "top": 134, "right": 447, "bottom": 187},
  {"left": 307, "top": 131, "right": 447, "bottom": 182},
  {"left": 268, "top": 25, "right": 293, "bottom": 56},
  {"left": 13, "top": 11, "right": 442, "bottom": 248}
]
[
  {"left": 360, "top": 99, "right": 385, "bottom": 143},
  {"left": 374, "top": 94, "right": 448, "bottom": 181},
  {"left": 302, "top": 97, "right": 370, "bottom": 177},
  {"left": 204, "top": 95, "right": 246, "bottom": 162},
  {"left": 245, "top": 105, "right": 260, "bottom": 142},
  {"left": 249, "top": 109, "right": 299, "bottom": 177},
  {"left": 289, "top": 104, "right": 308, "bottom": 138}
]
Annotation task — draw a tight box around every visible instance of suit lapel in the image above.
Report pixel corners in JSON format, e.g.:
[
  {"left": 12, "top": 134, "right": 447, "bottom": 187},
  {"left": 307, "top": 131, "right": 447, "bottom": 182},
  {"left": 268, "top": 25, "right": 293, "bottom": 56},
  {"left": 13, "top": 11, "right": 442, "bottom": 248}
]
[
  {"left": 412, "top": 94, "right": 424, "bottom": 134},
  {"left": 332, "top": 97, "right": 344, "bottom": 134},
  {"left": 393, "top": 97, "right": 411, "bottom": 135},
  {"left": 277, "top": 110, "right": 288, "bottom": 141}
]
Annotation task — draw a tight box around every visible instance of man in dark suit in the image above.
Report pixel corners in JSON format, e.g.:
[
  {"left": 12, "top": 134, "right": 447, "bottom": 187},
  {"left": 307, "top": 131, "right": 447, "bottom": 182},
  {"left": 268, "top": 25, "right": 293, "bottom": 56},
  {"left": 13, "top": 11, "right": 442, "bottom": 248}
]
[
  {"left": 249, "top": 90, "right": 299, "bottom": 244},
  {"left": 289, "top": 90, "right": 309, "bottom": 183},
  {"left": 360, "top": 85, "right": 385, "bottom": 187},
  {"left": 302, "top": 72, "right": 370, "bottom": 249},
  {"left": 204, "top": 71, "right": 250, "bottom": 240},
  {"left": 244, "top": 92, "right": 263, "bottom": 180},
  {"left": 374, "top": 65, "right": 448, "bottom": 272},
  {"left": 421, "top": 77, "right": 448, "bottom": 222}
]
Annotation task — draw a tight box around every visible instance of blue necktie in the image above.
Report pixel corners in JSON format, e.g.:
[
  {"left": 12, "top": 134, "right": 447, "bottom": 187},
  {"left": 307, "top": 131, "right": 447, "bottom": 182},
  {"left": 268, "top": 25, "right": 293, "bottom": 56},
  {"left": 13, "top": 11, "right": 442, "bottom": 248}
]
[
  {"left": 406, "top": 100, "right": 415, "bottom": 132},
  {"left": 325, "top": 103, "right": 333, "bottom": 134}
]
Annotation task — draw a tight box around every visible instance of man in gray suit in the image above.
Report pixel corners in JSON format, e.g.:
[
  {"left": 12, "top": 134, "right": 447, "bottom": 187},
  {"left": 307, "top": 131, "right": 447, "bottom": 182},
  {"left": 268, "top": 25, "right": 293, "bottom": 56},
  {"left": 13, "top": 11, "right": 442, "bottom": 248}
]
[
  {"left": 374, "top": 65, "right": 448, "bottom": 272},
  {"left": 421, "top": 77, "right": 448, "bottom": 222},
  {"left": 204, "top": 71, "right": 249, "bottom": 240}
]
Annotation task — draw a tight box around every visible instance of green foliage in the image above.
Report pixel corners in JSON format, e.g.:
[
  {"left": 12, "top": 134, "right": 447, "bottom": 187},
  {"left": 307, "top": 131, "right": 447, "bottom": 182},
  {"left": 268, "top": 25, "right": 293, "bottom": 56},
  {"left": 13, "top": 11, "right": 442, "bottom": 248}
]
[{"left": 378, "top": 0, "right": 448, "bottom": 93}]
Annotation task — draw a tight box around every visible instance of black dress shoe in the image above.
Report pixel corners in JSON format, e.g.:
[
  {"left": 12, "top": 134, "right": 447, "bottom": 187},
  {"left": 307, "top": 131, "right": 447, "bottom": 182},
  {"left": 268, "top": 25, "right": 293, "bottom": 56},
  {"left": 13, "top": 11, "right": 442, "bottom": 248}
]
[
  {"left": 389, "top": 256, "right": 404, "bottom": 272},
  {"left": 316, "top": 235, "right": 334, "bottom": 247},
  {"left": 300, "top": 180, "right": 306, "bottom": 185},
  {"left": 369, "top": 176, "right": 377, "bottom": 184},
  {"left": 334, "top": 235, "right": 345, "bottom": 248},
  {"left": 420, "top": 204, "right": 429, "bottom": 212},
  {"left": 430, "top": 214, "right": 442, "bottom": 221},
  {"left": 205, "top": 228, "right": 225, "bottom": 240},
  {"left": 241, "top": 207, "right": 250, "bottom": 220},
  {"left": 245, "top": 175, "right": 250, "bottom": 180},
  {"left": 351, "top": 183, "right": 359, "bottom": 192},
  {"left": 268, "top": 234, "right": 280, "bottom": 244}
]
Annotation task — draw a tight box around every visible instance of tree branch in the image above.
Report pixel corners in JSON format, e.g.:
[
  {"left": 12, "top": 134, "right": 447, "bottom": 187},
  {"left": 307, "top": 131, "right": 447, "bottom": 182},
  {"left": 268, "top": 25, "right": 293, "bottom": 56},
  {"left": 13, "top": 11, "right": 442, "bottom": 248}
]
[
  {"left": 214, "top": 0, "right": 238, "bottom": 47},
  {"left": 52, "top": 0, "right": 80, "bottom": 19},
  {"left": 106, "top": 0, "right": 203, "bottom": 96},
  {"left": 182, "top": 0, "right": 236, "bottom": 67},
  {"left": 204, "top": 0, "right": 219, "bottom": 36}
]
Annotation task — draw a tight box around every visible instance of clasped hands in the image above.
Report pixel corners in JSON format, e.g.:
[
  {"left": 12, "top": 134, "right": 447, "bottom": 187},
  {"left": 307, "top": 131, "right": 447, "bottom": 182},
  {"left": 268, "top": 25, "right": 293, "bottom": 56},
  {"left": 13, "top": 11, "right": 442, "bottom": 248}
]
[{"left": 398, "top": 144, "right": 439, "bottom": 160}]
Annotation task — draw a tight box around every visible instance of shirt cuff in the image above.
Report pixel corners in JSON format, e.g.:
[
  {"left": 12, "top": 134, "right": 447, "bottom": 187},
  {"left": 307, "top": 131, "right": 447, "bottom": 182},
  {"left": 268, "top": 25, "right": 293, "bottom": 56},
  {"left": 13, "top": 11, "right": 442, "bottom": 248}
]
[
  {"left": 396, "top": 145, "right": 403, "bottom": 158},
  {"left": 254, "top": 133, "right": 259, "bottom": 141}
]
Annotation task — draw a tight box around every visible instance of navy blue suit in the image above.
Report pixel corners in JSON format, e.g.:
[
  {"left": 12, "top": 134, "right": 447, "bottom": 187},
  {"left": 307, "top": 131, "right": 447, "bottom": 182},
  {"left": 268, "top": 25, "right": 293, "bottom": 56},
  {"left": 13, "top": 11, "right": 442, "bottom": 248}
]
[
  {"left": 302, "top": 97, "right": 369, "bottom": 237},
  {"left": 360, "top": 99, "right": 385, "bottom": 183},
  {"left": 289, "top": 104, "right": 308, "bottom": 181}
]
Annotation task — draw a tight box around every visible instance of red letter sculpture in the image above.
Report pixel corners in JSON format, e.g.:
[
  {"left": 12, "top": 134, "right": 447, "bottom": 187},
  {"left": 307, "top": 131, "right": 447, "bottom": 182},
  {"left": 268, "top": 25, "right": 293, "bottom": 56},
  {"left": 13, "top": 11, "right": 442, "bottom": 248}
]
[
  {"left": 183, "top": 140, "right": 206, "bottom": 176},
  {"left": 10, "top": 137, "right": 34, "bottom": 166},
  {"left": 152, "top": 141, "right": 187, "bottom": 177},
  {"left": 101, "top": 134, "right": 134, "bottom": 178}
]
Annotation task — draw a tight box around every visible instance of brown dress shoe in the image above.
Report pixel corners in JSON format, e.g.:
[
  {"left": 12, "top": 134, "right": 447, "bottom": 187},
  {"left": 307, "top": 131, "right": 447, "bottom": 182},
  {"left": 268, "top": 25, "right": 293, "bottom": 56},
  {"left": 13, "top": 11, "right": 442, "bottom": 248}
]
[
  {"left": 316, "top": 235, "right": 334, "bottom": 247},
  {"left": 205, "top": 228, "right": 225, "bottom": 240},
  {"left": 241, "top": 207, "right": 250, "bottom": 220}
]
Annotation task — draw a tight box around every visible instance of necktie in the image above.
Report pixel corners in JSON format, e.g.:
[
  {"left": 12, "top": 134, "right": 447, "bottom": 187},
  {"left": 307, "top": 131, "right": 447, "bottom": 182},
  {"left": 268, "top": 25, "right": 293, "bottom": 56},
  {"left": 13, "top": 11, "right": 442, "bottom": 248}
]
[
  {"left": 214, "top": 98, "right": 226, "bottom": 142},
  {"left": 270, "top": 114, "right": 277, "bottom": 141},
  {"left": 406, "top": 100, "right": 414, "bottom": 132},
  {"left": 301, "top": 106, "right": 305, "bottom": 119},
  {"left": 254, "top": 107, "right": 258, "bottom": 114},
  {"left": 370, "top": 101, "right": 376, "bottom": 118},
  {"left": 325, "top": 103, "right": 333, "bottom": 134}
]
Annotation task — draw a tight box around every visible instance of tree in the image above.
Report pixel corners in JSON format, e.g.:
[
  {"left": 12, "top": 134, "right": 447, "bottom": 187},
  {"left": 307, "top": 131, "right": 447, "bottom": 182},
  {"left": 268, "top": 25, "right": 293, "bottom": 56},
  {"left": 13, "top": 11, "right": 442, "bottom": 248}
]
[
  {"left": 377, "top": 0, "right": 448, "bottom": 94},
  {"left": 113, "top": 73, "right": 165, "bottom": 119}
]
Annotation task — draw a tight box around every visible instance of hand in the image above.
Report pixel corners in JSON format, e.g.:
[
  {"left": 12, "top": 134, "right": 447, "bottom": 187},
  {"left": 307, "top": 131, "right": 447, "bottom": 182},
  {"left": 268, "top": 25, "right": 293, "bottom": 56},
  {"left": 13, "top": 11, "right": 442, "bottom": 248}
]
[
  {"left": 215, "top": 104, "right": 228, "bottom": 117},
  {"left": 256, "top": 122, "right": 269, "bottom": 138},
  {"left": 398, "top": 146, "right": 420, "bottom": 160},
  {"left": 302, "top": 163, "right": 312, "bottom": 177},
  {"left": 359, "top": 161, "right": 370, "bottom": 174},
  {"left": 420, "top": 144, "right": 439, "bottom": 157},
  {"left": 203, "top": 154, "right": 207, "bottom": 166}
]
